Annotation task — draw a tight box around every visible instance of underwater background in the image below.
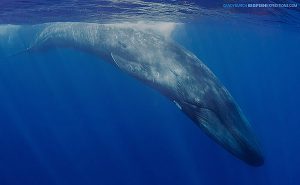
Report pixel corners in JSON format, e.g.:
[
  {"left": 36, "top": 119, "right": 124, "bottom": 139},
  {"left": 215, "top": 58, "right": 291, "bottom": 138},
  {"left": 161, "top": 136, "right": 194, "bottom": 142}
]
[{"left": 0, "top": 1, "right": 300, "bottom": 185}]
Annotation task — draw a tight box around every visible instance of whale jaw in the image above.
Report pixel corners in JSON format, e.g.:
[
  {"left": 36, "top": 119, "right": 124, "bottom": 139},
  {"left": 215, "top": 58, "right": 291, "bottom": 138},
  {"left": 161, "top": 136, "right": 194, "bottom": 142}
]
[{"left": 178, "top": 99, "right": 264, "bottom": 166}]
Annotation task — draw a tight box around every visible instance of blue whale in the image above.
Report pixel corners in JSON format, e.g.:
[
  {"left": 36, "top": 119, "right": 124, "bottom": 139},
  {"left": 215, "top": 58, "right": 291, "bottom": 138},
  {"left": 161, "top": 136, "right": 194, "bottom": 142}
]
[{"left": 22, "top": 22, "right": 264, "bottom": 166}]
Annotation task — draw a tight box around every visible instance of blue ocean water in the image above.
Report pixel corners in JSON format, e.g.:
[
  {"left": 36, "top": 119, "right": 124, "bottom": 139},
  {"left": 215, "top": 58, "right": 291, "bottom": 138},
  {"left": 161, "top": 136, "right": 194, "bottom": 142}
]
[{"left": 0, "top": 1, "right": 300, "bottom": 185}]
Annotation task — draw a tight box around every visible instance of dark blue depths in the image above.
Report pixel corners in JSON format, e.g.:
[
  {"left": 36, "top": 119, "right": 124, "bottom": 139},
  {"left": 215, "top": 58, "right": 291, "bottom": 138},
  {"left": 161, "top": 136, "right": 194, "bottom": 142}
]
[{"left": 0, "top": 21, "right": 300, "bottom": 185}]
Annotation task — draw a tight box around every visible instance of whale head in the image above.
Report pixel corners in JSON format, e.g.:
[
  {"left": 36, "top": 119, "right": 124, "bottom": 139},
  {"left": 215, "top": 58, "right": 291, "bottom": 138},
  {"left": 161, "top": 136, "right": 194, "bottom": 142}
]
[{"left": 178, "top": 73, "right": 264, "bottom": 166}]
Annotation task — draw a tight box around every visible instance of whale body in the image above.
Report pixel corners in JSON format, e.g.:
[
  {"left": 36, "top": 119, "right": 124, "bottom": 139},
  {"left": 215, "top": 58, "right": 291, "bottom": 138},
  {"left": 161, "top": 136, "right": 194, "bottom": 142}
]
[{"left": 21, "top": 22, "right": 263, "bottom": 166}]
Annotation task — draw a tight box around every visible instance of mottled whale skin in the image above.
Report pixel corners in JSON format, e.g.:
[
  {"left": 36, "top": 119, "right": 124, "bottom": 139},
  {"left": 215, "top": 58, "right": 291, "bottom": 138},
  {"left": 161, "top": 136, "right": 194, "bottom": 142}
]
[{"left": 27, "top": 22, "right": 263, "bottom": 166}]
